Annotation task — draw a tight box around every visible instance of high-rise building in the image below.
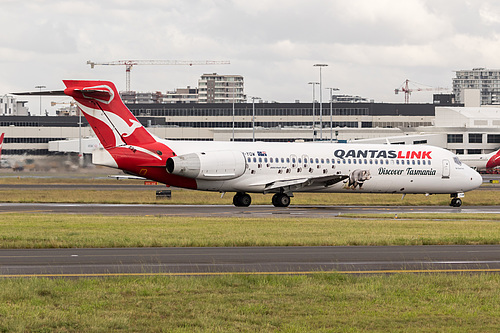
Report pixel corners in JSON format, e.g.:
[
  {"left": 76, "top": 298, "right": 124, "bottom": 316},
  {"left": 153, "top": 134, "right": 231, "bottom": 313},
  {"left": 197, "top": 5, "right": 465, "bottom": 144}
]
[
  {"left": 198, "top": 73, "right": 245, "bottom": 103},
  {"left": 453, "top": 68, "right": 500, "bottom": 105}
]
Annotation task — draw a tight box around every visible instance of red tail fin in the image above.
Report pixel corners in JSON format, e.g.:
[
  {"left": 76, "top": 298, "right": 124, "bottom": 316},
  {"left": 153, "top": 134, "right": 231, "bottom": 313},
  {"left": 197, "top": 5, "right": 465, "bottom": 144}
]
[
  {"left": 486, "top": 149, "right": 500, "bottom": 169},
  {"left": 0, "top": 133, "right": 4, "bottom": 159},
  {"left": 63, "top": 80, "right": 156, "bottom": 148}
]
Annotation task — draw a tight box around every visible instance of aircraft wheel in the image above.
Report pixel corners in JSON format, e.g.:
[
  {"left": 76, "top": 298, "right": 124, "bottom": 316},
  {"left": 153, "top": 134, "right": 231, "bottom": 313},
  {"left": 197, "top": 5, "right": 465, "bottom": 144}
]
[
  {"left": 233, "top": 192, "right": 251, "bottom": 207},
  {"left": 272, "top": 193, "right": 291, "bottom": 207},
  {"left": 450, "top": 198, "right": 462, "bottom": 207}
]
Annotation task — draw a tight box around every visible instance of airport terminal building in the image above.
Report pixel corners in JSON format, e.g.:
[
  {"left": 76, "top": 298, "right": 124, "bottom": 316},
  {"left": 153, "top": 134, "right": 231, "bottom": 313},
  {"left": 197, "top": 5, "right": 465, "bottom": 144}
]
[{"left": 0, "top": 97, "right": 499, "bottom": 162}]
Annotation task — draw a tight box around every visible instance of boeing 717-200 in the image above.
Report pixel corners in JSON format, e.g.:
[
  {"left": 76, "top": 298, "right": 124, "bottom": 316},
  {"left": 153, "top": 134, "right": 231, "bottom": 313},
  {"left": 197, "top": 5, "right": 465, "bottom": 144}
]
[{"left": 18, "top": 80, "right": 483, "bottom": 207}]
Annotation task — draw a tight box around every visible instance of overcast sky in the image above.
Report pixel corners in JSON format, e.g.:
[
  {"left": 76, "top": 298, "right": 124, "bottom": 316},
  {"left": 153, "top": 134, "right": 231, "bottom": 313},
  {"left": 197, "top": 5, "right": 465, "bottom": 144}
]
[{"left": 2, "top": 0, "right": 500, "bottom": 114}]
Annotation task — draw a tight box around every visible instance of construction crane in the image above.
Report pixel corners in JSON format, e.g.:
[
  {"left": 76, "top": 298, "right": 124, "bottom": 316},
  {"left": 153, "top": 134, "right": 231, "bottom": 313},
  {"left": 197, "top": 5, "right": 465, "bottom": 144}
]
[
  {"left": 394, "top": 79, "right": 448, "bottom": 103},
  {"left": 87, "top": 60, "right": 230, "bottom": 91},
  {"left": 51, "top": 101, "right": 78, "bottom": 116}
]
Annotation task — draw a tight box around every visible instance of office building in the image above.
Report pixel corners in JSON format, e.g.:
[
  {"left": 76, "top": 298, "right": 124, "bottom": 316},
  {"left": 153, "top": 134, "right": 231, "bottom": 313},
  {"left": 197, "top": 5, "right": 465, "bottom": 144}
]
[{"left": 453, "top": 68, "right": 500, "bottom": 105}]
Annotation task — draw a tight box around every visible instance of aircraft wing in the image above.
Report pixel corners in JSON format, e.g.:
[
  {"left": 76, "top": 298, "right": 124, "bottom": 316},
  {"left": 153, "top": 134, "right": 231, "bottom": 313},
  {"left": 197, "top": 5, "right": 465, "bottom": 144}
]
[{"left": 259, "top": 174, "right": 349, "bottom": 193}]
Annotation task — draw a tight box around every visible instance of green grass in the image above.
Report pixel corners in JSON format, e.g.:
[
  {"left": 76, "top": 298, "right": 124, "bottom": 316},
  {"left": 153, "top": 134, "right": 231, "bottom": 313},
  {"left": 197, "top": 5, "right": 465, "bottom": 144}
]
[
  {"left": 1, "top": 213, "right": 500, "bottom": 248},
  {"left": 0, "top": 188, "right": 499, "bottom": 206},
  {"left": 1, "top": 274, "right": 500, "bottom": 332},
  {"left": 1, "top": 178, "right": 500, "bottom": 331}
]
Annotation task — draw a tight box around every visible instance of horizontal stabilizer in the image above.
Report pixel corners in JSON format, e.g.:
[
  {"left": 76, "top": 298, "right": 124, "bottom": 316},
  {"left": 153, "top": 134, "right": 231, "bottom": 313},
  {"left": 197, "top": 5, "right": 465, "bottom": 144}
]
[{"left": 11, "top": 90, "right": 66, "bottom": 96}]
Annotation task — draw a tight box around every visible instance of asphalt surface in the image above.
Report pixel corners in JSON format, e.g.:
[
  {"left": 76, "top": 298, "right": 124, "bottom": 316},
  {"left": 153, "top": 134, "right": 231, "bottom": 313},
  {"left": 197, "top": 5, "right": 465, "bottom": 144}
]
[
  {"left": 0, "top": 179, "right": 499, "bottom": 277},
  {"left": 1, "top": 245, "right": 500, "bottom": 277},
  {"left": 0, "top": 202, "right": 499, "bottom": 216}
]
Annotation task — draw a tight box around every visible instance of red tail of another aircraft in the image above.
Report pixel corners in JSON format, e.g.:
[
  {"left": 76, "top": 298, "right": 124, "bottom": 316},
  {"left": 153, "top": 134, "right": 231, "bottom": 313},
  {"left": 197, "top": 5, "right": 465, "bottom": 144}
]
[
  {"left": 486, "top": 149, "right": 500, "bottom": 169},
  {"left": 0, "top": 133, "right": 4, "bottom": 160}
]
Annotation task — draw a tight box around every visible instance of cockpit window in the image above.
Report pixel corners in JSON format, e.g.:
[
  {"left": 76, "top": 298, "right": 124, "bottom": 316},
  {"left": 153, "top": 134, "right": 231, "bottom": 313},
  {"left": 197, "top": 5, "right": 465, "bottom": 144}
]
[{"left": 453, "top": 156, "right": 462, "bottom": 166}]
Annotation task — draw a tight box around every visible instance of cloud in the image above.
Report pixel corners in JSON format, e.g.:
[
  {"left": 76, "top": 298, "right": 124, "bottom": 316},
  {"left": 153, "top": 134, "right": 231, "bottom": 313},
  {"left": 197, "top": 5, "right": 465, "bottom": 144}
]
[{"left": 2, "top": 0, "right": 500, "bottom": 109}]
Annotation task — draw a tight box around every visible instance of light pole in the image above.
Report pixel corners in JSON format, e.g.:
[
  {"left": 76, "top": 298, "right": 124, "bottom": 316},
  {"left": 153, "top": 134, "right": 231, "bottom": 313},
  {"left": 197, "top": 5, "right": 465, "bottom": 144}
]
[
  {"left": 35, "top": 85, "right": 46, "bottom": 115},
  {"left": 251, "top": 96, "right": 260, "bottom": 142},
  {"left": 308, "top": 82, "right": 318, "bottom": 141},
  {"left": 326, "top": 87, "right": 339, "bottom": 142},
  {"left": 314, "top": 64, "right": 328, "bottom": 140}
]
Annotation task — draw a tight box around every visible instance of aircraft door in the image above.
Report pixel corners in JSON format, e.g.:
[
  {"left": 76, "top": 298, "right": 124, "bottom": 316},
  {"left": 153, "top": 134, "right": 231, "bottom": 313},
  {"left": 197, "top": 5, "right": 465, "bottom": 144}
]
[{"left": 442, "top": 159, "right": 450, "bottom": 179}]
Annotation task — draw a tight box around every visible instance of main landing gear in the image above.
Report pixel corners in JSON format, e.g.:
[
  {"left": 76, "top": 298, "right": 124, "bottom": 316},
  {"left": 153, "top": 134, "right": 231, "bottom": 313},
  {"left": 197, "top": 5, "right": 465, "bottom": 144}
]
[
  {"left": 450, "top": 193, "right": 463, "bottom": 207},
  {"left": 232, "top": 192, "right": 292, "bottom": 207},
  {"left": 233, "top": 192, "right": 252, "bottom": 207},
  {"left": 272, "top": 193, "right": 291, "bottom": 207}
]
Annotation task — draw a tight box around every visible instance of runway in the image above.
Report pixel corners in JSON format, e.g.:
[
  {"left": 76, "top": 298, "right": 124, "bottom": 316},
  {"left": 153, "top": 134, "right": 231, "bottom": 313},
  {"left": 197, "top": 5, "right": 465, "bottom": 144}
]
[
  {"left": 0, "top": 202, "right": 499, "bottom": 216},
  {"left": 2, "top": 245, "right": 500, "bottom": 277}
]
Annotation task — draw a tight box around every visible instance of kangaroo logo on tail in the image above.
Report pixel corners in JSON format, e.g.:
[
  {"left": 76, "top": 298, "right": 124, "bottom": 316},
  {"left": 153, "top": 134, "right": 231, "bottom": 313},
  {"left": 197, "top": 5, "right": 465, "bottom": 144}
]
[{"left": 63, "top": 80, "right": 157, "bottom": 148}]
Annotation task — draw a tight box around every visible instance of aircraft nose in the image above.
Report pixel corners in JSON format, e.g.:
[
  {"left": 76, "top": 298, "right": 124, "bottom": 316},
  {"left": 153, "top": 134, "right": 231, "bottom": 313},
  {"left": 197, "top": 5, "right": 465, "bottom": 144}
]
[{"left": 468, "top": 169, "right": 483, "bottom": 190}]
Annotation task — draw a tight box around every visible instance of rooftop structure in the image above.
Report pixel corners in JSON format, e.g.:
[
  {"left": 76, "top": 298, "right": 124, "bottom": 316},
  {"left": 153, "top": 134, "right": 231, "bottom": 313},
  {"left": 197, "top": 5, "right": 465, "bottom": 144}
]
[
  {"left": 0, "top": 95, "right": 29, "bottom": 116},
  {"left": 163, "top": 87, "right": 199, "bottom": 104}
]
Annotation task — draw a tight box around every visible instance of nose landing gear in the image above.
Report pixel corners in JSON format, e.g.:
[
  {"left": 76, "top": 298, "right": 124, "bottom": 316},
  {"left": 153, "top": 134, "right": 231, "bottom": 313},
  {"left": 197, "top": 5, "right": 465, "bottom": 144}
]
[{"left": 450, "top": 193, "right": 464, "bottom": 207}]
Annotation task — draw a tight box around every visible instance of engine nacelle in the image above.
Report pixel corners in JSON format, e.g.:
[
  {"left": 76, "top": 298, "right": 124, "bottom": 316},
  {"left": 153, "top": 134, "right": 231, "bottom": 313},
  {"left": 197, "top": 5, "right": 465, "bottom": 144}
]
[{"left": 166, "top": 150, "right": 246, "bottom": 180}]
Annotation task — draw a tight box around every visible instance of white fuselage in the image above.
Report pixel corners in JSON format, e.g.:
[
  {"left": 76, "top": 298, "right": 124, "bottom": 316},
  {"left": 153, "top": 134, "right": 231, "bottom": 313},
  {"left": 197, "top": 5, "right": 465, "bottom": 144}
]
[{"left": 163, "top": 140, "right": 483, "bottom": 194}]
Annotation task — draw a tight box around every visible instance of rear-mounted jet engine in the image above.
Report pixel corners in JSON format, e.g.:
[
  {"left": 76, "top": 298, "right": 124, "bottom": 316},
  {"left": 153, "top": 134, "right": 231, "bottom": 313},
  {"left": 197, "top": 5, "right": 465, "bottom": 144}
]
[{"left": 166, "top": 151, "right": 246, "bottom": 180}]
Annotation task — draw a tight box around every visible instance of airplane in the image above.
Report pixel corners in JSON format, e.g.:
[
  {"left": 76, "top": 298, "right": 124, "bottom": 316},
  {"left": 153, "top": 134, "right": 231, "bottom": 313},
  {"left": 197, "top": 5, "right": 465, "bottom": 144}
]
[
  {"left": 0, "top": 133, "right": 9, "bottom": 168},
  {"left": 17, "top": 80, "right": 483, "bottom": 208},
  {"left": 457, "top": 149, "right": 500, "bottom": 172},
  {"left": 0, "top": 133, "right": 4, "bottom": 158}
]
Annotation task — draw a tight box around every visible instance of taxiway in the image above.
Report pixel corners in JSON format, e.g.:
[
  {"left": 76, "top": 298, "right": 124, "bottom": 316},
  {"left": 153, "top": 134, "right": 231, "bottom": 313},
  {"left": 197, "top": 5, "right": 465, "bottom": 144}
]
[{"left": 0, "top": 202, "right": 499, "bottom": 216}]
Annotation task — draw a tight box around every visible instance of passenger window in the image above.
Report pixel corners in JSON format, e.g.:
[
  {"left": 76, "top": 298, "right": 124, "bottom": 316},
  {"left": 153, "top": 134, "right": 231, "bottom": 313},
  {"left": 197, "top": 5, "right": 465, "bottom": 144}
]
[
  {"left": 264, "top": 158, "right": 268, "bottom": 163},
  {"left": 412, "top": 160, "right": 415, "bottom": 165},
  {"left": 375, "top": 160, "right": 378, "bottom": 165},
  {"left": 326, "top": 159, "right": 330, "bottom": 164},
  {"left": 247, "top": 157, "right": 251, "bottom": 163},
  {"left": 286, "top": 158, "right": 290, "bottom": 163},
  {"left": 259, "top": 157, "right": 262, "bottom": 163},
  {"left": 253, "top": 157, "right": 257, "bottom": 163},
  {"left": 270, "top": 158, "right": 273, "bottom": 163},
  {"left": 281, "top": 158, "right": 285, "bottom": 163},
  {"left": 321, "top": 159, "right": 324, "bottom": 164}
]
